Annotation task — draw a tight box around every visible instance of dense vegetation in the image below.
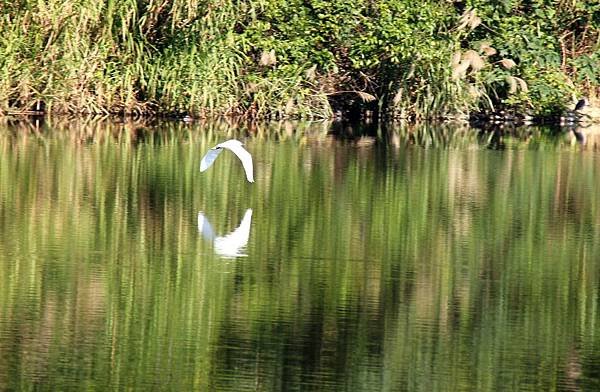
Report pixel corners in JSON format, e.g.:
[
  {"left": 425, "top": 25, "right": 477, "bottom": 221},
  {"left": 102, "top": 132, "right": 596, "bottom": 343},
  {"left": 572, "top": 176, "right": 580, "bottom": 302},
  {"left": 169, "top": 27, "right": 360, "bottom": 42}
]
[{"left": 1, "top": 0, "right": 599, "bottom": 119}]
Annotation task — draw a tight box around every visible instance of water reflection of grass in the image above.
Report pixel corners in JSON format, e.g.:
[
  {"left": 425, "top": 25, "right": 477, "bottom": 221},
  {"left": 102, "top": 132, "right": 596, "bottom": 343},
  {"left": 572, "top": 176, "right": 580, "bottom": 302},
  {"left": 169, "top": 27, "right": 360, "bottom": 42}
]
[
  {"left": 0, "top": 120, "right": 599, "bottom": 390},
  {"left": 1, "top": 116, "right": 595, "bottom": 150}
]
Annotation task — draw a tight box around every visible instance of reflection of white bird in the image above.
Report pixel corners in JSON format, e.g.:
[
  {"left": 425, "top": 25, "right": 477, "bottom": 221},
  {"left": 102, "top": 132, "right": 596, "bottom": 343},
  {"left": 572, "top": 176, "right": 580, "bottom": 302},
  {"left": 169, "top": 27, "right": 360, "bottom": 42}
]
[
  {"left": 197, "top": 209, "right": 253, "bottom": 258},
  {"left": 200, "top": 139, "right": 254, "bottom": 183}
]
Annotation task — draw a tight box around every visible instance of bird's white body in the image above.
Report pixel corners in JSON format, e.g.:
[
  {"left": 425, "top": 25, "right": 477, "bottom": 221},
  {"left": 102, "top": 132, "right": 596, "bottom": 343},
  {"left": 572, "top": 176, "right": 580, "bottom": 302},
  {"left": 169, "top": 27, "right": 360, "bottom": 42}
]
[{"left": 200, "top": 139, "right": 254, "bottom": 182}]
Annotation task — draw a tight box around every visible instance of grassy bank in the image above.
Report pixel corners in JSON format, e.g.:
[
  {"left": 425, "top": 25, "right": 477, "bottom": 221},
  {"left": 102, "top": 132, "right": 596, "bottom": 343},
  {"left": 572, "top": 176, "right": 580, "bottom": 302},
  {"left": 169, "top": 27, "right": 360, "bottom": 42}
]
[{"left": 1, "top": 1, "right": 598, "bottom": 119}]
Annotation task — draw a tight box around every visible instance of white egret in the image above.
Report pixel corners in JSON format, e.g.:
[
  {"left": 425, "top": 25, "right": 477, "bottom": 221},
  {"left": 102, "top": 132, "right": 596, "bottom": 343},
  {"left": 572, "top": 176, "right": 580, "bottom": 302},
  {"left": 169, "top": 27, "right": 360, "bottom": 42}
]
[
  {"left": 197, "top": 209, "right": 253, "bottom": 258},
  {"left": 200, "top": 139, "right": 254, "bottom": 182}
]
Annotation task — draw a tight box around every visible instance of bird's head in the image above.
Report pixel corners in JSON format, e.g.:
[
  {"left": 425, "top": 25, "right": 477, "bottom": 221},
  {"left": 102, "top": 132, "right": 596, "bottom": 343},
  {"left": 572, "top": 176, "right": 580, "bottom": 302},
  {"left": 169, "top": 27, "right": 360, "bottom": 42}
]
[{"left": 574, "top": 98, "right": 588, "bottom": 111}]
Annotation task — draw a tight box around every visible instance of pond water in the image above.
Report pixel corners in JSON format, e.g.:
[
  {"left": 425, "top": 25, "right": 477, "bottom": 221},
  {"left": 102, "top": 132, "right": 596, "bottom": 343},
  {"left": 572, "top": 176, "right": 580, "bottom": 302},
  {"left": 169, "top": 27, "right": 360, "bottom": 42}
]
[{"left": 0, "top": 119, "right": 599, "bottom": 390}]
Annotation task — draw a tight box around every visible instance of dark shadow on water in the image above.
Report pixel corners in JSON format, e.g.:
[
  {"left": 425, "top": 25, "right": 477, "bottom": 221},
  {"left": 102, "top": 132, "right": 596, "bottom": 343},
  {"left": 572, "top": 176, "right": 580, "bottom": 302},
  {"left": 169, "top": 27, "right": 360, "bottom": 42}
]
[
  {"left": 1, "top": 115, "right": 596, "bottom": 151},
  {"left": 324, "top": 119, "right": 581, "bottom": 150}
]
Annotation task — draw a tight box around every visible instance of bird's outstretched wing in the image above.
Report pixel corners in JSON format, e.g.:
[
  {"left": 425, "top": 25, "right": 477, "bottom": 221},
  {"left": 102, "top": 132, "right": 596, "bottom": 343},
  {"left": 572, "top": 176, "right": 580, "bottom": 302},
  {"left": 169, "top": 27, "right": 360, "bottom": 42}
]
[
  {"left": 216, "top": 140, "right": 254, "bottom": 183},
  {"left": 200, "top": 148, "right": 223, "bottom": 172}
]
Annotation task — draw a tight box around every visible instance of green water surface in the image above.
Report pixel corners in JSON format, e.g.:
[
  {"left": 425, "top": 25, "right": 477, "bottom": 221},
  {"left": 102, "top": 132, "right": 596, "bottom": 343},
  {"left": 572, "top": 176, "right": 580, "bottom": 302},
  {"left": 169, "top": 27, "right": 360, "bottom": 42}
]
[{"left": 0, "top": 120, "right": 599, "bottom": 391}]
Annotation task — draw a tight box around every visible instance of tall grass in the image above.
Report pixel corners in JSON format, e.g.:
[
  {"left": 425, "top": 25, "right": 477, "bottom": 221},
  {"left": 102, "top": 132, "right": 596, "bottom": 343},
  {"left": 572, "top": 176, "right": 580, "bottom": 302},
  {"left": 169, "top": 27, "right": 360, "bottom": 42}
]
[
  {"left": 0, "top": 1, "right": 598, "bottom": 119},
  {"left": 0, "top": 0, "right": 333, "bottom": 118}
]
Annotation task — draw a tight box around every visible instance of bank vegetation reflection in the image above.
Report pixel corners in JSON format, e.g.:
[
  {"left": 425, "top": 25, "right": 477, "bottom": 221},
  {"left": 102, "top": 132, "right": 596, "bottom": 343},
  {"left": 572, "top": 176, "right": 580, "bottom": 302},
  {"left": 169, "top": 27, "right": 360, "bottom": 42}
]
[{"left": 0, "top": 119, "right": 599, "bottom": 390}]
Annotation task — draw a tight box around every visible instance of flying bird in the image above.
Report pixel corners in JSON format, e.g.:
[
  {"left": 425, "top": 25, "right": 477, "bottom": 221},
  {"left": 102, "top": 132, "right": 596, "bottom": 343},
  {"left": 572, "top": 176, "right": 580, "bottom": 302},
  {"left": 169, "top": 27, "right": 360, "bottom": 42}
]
[
  {"left": 197, "top": 209, "right": 253, "bottom": 258},
  {"left": 200, "top": 139, "right": 254, "bottom": 182}
]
